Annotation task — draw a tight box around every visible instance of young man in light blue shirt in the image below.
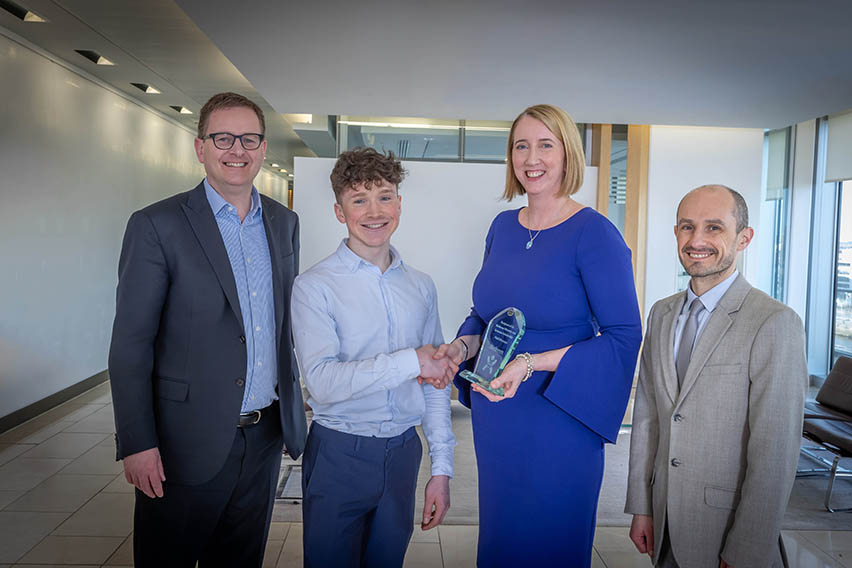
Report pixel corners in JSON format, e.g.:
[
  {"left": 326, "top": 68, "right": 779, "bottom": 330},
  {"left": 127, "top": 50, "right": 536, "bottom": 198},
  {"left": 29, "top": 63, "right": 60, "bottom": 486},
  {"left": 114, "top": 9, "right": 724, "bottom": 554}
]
[{"left": 291, "top": 147, "right": 457, "bottom": 568}]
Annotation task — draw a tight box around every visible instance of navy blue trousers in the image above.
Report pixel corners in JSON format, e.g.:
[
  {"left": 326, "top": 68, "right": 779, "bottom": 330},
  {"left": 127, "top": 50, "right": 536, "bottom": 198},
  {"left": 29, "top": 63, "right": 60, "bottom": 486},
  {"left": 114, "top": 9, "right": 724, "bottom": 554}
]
[
  {"left": 302, "top": 422, "right": 422, "bottom": 568},
  {"left": 133, "top": 406, "right": 283, "bottom": 568}
]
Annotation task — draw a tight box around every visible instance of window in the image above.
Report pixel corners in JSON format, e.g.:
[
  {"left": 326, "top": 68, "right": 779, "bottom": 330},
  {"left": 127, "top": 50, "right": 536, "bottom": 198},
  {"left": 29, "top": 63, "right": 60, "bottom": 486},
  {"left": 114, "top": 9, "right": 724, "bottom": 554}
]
[{"left": 833, "top": 180, "right": 852, "bottom": 363}]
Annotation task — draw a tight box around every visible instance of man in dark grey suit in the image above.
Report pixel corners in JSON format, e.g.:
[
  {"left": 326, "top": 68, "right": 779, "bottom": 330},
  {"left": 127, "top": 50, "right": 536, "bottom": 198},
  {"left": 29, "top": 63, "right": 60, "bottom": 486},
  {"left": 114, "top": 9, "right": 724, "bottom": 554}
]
[
  {"left": 626, "top": 185, "right": 806, "bottom": 568},
  {"left": 109, "top": 92, "right": 306, "bottom": 567}
]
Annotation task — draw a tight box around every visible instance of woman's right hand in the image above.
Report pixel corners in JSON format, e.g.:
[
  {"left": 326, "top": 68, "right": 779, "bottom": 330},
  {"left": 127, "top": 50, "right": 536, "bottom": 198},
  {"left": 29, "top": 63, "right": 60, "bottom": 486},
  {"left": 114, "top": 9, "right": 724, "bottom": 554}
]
[{"left": 432, "top": 340, "right": 465, "bottom": 366}]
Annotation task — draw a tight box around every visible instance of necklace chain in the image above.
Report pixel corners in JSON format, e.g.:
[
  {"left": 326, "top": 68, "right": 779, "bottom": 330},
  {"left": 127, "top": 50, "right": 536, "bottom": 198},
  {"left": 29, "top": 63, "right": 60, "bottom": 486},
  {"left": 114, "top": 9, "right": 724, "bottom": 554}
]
[{"left": 525, "top": 228, "right": 541, "bottom": 250}]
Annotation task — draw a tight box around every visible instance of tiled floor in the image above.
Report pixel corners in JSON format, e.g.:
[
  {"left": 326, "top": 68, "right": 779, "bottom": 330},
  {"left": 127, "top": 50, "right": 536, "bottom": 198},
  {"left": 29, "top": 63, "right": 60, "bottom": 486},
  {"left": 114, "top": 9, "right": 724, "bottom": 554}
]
[{"left": 1, "top": 382, "right": 851, "bottom": 567}]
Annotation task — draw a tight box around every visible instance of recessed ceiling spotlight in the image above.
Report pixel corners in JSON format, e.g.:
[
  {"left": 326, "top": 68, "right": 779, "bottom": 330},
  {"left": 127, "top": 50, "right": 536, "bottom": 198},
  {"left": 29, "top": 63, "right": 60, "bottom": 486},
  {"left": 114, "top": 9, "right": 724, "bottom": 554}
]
[
  {"left": 75, "top": 49, "right": 114, "bottom": 66},
  {"left": 0, "top": 0, "right": 48, "bottom": 22},
  {"left": 169, "top": 105, "right": 192, "bottom": 115},
  {"left": 130, "top": 82, "right": 160, "bottom": 94},
  {"left": 271, "top": 163, "right": 280, "bottom": 168},
  {"left": 279, "top": 168, "right": 287, "bottom": 173}
]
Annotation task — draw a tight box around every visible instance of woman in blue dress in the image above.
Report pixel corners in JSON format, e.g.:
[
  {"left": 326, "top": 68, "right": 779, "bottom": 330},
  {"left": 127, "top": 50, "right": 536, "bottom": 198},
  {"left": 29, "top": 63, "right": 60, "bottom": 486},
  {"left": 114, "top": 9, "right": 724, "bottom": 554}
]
[{"left": 438, "top": 104, "right": 642, "bottom": 566}]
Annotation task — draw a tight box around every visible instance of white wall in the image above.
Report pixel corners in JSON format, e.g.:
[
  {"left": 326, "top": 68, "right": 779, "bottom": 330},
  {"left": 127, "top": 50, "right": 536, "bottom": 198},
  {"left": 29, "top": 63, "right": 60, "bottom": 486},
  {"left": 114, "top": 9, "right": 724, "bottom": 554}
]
[
  {"left": 0, "top": 31, "right": 287, "bottom": 418},
  {"left": 293, "top": 158, "right": 597, "bottom": 342},
  {"left": 644, "top": 126, "right": 765, "bottom": 311}
]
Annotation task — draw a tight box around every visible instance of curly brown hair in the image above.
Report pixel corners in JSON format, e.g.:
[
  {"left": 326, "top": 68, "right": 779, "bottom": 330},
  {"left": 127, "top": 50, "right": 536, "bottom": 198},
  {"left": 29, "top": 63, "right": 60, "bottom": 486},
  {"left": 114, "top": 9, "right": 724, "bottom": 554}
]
[
  {"left": 330, "top": 147, "right": 406, "bottom": 202},
  {"left": 197, "top": 92, "right": 265, "bottom": 139}
]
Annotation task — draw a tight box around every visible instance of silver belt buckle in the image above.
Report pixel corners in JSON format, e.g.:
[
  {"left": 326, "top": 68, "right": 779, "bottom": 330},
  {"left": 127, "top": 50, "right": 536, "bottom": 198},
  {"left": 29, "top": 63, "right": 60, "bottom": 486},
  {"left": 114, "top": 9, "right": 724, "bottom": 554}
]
[{"left": 241, "top": 409, "right": 261, "bottom": 426}]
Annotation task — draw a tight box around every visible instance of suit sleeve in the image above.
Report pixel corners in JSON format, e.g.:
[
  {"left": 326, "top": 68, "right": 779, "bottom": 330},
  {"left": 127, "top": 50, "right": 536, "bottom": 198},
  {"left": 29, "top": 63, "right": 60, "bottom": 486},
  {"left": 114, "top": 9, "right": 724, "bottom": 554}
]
[
  {"left": 108, "top": 211, "right": 168, "bottom": 459},
  {"left": 624, "top": 304, "right": 660, "bottom": 516},
  {"left": 542, "top": 215, "right": 643, "bottom": 443},
  {"left": 721, "top": 307, "right": 807, "bottom": 567}
]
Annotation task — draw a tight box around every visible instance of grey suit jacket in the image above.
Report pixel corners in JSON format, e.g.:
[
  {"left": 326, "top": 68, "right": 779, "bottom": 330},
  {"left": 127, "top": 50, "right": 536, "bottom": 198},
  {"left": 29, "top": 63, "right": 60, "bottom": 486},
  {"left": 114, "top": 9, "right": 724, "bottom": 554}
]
[
  {"left": 625, "top": 275, "right": 806, "bottom": 568},
  {"left": 109, "top": 182, "right": 307, "bottom": 485}
]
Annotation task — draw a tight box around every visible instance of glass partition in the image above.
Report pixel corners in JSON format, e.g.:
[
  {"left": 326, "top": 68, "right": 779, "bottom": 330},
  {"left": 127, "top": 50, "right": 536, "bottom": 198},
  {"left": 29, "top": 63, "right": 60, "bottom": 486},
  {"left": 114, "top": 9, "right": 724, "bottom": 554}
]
[{"left": 834, "top": 179, "right": 852, "bottom": 363}]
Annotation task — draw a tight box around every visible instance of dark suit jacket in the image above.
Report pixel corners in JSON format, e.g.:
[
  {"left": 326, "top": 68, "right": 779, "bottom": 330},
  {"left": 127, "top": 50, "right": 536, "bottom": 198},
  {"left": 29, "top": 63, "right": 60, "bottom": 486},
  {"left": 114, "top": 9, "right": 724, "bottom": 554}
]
[{"left": 108, "top": 182, "right": 307, "bottom": 485}]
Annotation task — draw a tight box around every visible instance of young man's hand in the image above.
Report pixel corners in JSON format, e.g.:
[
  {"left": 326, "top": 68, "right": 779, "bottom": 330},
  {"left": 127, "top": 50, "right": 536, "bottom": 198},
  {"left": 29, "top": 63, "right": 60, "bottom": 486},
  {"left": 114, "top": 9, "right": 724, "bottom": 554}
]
[
  {"left": 421, "top": 475, "right": 450, "bottom": 530},
  {"left": 416, "top": 345, "right": 458, "bottom": 389},
  {"left": 629, "top": 514, "right": 654, "bottom": 557}
]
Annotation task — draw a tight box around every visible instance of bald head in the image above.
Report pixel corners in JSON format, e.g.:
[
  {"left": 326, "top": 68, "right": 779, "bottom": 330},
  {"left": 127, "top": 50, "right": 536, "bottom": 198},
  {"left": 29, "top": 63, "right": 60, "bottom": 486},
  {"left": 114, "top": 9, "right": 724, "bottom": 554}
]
[{"left": 677, "top": 185, "right": 749, "bottom": 233}]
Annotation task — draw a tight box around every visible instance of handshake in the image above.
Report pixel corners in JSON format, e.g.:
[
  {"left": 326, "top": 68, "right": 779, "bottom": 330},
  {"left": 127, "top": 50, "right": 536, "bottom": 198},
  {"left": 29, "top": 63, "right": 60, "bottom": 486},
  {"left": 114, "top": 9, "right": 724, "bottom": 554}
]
[{"left": 415, "top": 342, "right": 464, "bottom": 389}]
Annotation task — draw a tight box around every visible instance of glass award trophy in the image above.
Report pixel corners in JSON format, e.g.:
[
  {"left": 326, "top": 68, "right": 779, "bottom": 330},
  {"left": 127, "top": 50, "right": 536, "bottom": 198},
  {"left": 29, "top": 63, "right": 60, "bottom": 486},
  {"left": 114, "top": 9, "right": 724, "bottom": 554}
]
[{"left": 460, "top": 307, "right": 526, "bottom": 396}]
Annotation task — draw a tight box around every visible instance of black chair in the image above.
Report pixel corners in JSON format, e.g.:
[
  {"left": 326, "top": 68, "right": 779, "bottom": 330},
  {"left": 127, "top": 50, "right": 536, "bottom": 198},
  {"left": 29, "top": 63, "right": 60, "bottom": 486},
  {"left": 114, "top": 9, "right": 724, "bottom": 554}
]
[{"left": 798, "top": 356, "right": 852, "bottom": 512}]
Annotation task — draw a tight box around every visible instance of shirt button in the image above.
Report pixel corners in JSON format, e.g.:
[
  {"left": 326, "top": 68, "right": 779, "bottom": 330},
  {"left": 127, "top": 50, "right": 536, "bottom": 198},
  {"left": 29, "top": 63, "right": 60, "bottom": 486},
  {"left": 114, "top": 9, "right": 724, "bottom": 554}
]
[
  {"left": 252, "top": 291, "right": 257, "bottom": 297},
  {"left": 247, "top": 257, "right": 252, "bottom": 263},
  {"left": 255, "top": 326, "right": 261, "bottom": 332},
  {"left": 250, "top": 395, "right": 255, "bottom": 400},
  {"left": 239, "top": 335, "right": 246, "bottom": 344},
  {"left": 257, "top": 361, "right": 262, "bottom": 367},
  {"left": 671, "top": 458, "right": 681, "bottom": 467},
  {"left": 235, "top": 378, "right": 245, "bottom": 387},
  {"left": 228, "top": 207, "right": 234, "bottom": 212},
  {"left": 673, "top": 413, "right": 683, "bottom": 422}
]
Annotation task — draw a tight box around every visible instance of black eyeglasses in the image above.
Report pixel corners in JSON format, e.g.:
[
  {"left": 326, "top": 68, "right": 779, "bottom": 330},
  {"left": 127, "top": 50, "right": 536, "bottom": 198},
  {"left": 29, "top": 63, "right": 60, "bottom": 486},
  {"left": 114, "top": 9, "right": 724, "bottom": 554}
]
[{"left": 204, "top": 132, "right": 265, "bottom": 151}]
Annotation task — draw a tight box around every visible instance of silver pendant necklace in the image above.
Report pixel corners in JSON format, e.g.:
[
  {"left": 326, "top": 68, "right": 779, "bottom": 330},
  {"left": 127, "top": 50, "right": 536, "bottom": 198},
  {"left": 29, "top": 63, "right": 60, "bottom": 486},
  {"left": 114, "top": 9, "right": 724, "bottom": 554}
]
[{"left": 526, "top": 228, "right": 541, "bottom": 250}]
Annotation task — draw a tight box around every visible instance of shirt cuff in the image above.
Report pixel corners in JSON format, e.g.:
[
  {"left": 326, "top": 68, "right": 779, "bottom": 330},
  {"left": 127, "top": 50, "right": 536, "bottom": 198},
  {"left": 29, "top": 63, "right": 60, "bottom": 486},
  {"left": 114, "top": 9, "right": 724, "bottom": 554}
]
[
  {"left": 430, "top": 453, "right": 454, "bottom": 478},
  {"left": 393, "top": 347, "right": 421, "bottom": 382}
]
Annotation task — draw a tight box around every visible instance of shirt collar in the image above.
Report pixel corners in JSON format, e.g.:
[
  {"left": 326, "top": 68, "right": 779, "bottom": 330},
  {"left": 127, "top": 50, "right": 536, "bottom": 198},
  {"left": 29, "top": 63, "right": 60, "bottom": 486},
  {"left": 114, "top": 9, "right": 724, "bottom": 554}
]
[
  {"left": 203, "top": 178, "right": 262, "bottom": 219},
  {"left": 335, "top": 239, "right": 405, "bottom": 273},
  {"left": 684, "top": 270, "right": 739, "bottom": 314}
]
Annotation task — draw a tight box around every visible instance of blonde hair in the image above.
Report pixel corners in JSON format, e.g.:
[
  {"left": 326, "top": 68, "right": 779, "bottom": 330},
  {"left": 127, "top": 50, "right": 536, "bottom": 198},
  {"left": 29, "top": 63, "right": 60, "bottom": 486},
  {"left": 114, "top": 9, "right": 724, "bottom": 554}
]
[{"left": 503, "top": 104, "right": 585, "bottom": 201}]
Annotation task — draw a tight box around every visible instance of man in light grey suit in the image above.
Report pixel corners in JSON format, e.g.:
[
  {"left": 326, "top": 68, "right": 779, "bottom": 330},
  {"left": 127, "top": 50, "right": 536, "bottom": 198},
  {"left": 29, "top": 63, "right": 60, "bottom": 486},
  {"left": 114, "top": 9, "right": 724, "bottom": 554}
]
[{"left": 625, "top": 185, "right": 807, "bottom": 568}]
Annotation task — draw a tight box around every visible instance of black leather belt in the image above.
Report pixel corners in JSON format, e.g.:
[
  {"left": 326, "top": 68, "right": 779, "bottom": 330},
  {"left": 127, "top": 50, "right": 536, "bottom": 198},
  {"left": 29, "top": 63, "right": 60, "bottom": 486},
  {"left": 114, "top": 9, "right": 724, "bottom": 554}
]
[{"left": 238, "top": 403, "right": 273, "bottom": 428}]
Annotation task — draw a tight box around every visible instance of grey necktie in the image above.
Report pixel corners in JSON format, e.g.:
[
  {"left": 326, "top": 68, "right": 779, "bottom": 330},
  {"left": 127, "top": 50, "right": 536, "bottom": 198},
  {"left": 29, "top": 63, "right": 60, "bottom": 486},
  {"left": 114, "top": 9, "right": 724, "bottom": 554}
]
[{"left": 676, "top": 298, "right": 705, "bottom": 387}]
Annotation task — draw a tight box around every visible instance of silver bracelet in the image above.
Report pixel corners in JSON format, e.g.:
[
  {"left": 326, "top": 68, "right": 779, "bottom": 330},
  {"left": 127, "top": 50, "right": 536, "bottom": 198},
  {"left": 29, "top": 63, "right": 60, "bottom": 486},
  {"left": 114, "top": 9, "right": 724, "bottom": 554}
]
[
  {"left": 515, "top": 352, "right": 534, "bottom": 382},
  {"left": 456, "top": 337, "right": 469, "bottom": 362}
]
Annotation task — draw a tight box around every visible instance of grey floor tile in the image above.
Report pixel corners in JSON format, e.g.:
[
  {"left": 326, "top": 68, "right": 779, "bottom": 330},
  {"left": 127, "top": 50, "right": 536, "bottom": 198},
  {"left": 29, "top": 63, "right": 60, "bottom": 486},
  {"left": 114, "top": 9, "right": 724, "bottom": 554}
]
[
  {"left": 71, "top": 383, "right": 111, "bottom": 405},
  {"left": 277, "top": 522, "right": 302, "bottom": 568},
  {"left": 104, "top": 535, "right": 132, "bottom": 565},
  {"left": 0, "top": 491, "right": 25, "bottom": 510},
  {"left": 37, "top": 402, "right": 103, "bottom": 425},
  {"left": 52, "top": 492, "right": 134, "bottom": 537},
  {"left": 59, "top": 444, "right": 123, "bottom": 475},
  {"left": 268, "top": 522, "right": 291, "bottom": 541},
  {"left": 5, "top": 474, "right": 114, "bottom": 512},
  {"left": 596, "top": 550, "right": 655, "bottom": 568},
  {"left": 0, "top": 458, "right": 72, "bottom": 491},
  {"left": 438, "top": 525, "right": 477, "bottom": 568},
  {"left": 264, "top": 540, "right": 284, "bottom": 567},
  {"left": 62, "top": 415, "right": 117, "bottom": 434},
  {"left": 411, "top": 523, "right": 440, "bottom": 543},
  {"left": 101, "top": 473, "right": 133, "bottom": 493},
  {"left": 0, "top": 421, "right": 75, "bottom": 445},
  {"left": 592, "top": 549, "right": 606, "bottom": 568},
  {"left": 0, "top": 511, "right": 69, "bottom": 563},
  {"left": 0, "top": 444, "right": 32, "bottom": 467},
  {"left": 594, "top": 526, "right": 635, "bottom": 552},
  {"left": 404, "top": 542, "right": 443, "bottom": 568},
  {"left": 783, "top": 531, "right": 848, "bottom": 568},
  {"left": 17, "top": 535, "right": 123, "bottom": 565},
  {"left": 20, "top": 433, "right": 109, "bottom": 460}
]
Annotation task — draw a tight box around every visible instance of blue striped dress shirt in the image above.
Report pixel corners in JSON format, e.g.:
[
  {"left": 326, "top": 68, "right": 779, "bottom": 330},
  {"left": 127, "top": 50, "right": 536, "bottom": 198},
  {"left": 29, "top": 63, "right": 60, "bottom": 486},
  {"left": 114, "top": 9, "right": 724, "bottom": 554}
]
[
  {"left": 291, "top": 240, "right": 456, "bottom": 477},
  {"left": 204, "top": 179, "right": 277, "bottom": 412}
]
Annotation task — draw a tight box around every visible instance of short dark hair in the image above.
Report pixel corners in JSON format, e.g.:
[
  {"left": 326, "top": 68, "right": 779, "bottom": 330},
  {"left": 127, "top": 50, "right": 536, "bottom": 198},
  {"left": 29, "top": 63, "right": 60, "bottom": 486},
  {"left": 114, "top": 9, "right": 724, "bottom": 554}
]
[
  {"left": 330, "top": 147, "right": 406, "bottom": 202},
  {"left": 727, "top": 187, "right": 749, "bottom": 233},
  {"left": 197, "top": 92, "right": 265, "bottom": 139}
]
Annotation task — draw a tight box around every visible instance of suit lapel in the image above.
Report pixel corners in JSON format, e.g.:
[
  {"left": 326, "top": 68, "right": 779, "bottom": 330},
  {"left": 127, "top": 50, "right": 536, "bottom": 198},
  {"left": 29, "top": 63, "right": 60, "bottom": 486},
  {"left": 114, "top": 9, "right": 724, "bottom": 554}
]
[
  {"left": 181, "top": 183, "right": 243, "bottom": 325},
  {"left": 660, "top": 293, "right": 684, "bottom": 405},
  {"left": 677, "top": 275, "right": 751, "bottom": 403},
  {"left": 261, "top": 201, "right": 285, "bottom": 345}
]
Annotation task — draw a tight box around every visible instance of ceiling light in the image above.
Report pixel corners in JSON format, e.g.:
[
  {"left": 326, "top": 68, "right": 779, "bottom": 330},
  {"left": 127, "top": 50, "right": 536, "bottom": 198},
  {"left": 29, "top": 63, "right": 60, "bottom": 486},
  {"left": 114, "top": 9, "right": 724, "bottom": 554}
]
[
  {"left": 271, "top": 163, "right": 280, "bottom": 168},
  {"left": 279, "top": 168, "right": 287, "bottom": 173},
  {"left": 169, "top": 105, "right": 192, "bottom": 115},
  {"left": 130, "top": 82, "right": 160, "bottom": 94},
  {"left": 285, "top": 113, "right": 313, "bottom": 124},
  {"left": 0, "top": 0, "right": 47, "bottom": 22},
  {"left": 75, "top": 49, "right": 114, "bottom": 66},
  {"left": 338, "top": 120, "right": 459, "bottom": 131}
]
